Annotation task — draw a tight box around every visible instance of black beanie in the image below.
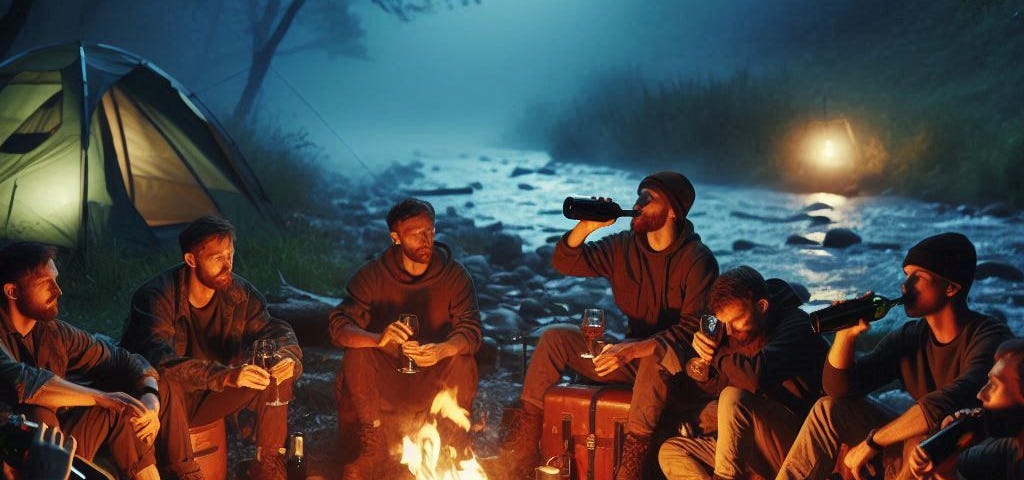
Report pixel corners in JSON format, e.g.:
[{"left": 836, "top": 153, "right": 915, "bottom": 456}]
[
  {"left": 638, "top": 171, "right": 696, "bottom": 219},
  {"left": 902, "top": 232, "right": 977, "bottom": 293}
]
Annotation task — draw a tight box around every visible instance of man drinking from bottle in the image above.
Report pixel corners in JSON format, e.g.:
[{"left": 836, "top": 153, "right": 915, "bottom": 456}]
[
  {"left": 329, "top": 198, "right": 482, "bottom": 480},
  {"left": 493, "top": 171, "right": 719, "bottom": 480},
  {"left": 775, "top": 232, "right": 1012, "bottom": 480}
]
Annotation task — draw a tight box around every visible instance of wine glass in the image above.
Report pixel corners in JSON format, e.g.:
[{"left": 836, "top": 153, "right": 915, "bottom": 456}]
[
  {"left": 579, "top": 308, "right": 606, "bottom": 359},
  {"left": 685, "top": 314, "right": 722, "bottom": 382},
  {"left": 253, "top": 339, "right": 288, "bottom": 406},
  {"left": 397, "top": 313, "right": 420, "bottom": 374}
]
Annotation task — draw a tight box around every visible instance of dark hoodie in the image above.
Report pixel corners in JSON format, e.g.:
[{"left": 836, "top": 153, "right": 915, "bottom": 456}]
[
  {"left": 552, "top": 219, "right": 719, "bottom": 354},
  {"left": 700, "top": 278, "right": 828, "bottom": 416},
  {"left": 328, "top": 243, "right": 482, "bottom": 352}
]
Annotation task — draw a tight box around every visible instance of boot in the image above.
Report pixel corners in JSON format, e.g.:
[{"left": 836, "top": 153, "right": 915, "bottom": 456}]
[
  {"left": 341, "top": 423, "right": 387, "bottom": 480},
  {"left": 614, "top": 433, "right": 650, "bottom": 480},
  {"left": 248, "top": 449, "right": 287, "bottom": 480},
  {"left": 485, "top": 405, "right": 543, "bottom": 480}
]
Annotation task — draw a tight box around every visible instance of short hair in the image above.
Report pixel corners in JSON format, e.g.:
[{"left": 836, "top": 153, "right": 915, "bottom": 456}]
[
  {"left": 386, "top": 198, "right": 435, "bottom": 232},
  {"left": 995, "top": 338, "right": 1024, "bottom": 395},
  {"left": 0, "top": 241, "right": 58, "bottom": 286},
  {"left": 708, "top": 265, "right": 768, "bottom": 314},
  {"left": 179, "top": 216, "right": 236, "bottom": 255}
]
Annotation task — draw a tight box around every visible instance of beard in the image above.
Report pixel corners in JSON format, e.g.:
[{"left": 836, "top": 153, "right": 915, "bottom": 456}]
[
  {"left": 16, "top": 294, "right": 58, "bottom": 323},
  {"left": 403, "top": 244, "right": 433, "bottom": 265},
  {"left": 631, "top": 208, "right": 670, "bottom": 234},
  {"left": 985, "top": 406, "right": 1024, "bottom": 438},
  {"left": 197, "top": 267, "right": 233, "bottom": 291}
]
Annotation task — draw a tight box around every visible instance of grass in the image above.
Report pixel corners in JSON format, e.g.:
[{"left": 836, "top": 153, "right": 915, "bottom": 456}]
[{"left": 58, "top": 118, "right": 362, "bottom": 336}]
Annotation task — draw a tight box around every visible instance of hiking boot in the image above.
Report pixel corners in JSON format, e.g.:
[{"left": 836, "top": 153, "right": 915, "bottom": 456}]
[
  {"left": 248, "top": 450, "right": 287, "bottom": 480},
  {"left": 341, "top": 423, "right": 387, "bottom": 480},
  {"left": 614, "top": 433, "right": 650, "bottom": 480},
  {"left": 489, "top": 405, "right": 543, "bottom": 479}
]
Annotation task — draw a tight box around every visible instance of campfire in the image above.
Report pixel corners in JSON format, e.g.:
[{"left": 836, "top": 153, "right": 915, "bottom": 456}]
[{"left": 400, "top": 388, "right": 489, "bottom": 480}]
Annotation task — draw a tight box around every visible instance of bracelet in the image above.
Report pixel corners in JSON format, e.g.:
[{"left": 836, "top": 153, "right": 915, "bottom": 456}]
[
  {"left": 864, "top": 428, "right": 883, "bottom": 451},
  {"left": 138, "top": 386, "right": 160, "bottom": 398}
]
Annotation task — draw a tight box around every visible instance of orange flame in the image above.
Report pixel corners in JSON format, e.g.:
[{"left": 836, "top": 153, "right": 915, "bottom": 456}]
[{"left": 400, "top": 388, "right": 488, "bottom": 480}]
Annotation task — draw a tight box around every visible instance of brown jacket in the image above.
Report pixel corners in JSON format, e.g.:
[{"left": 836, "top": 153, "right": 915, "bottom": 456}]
[
  {"left": 0, "top": 309, "right": 156, "bottom": 406},
  {"left": 552, "top": 219, "right": 718, "bottom": 355},
  {"left": 329, "top": 243, "right": 482, "bottom": 352},
  {"left": 121, "top": 264, "right": 302, "bottom": 392}
]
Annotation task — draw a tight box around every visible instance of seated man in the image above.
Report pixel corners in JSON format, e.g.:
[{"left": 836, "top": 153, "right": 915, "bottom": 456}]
[
  {"left": 909, "top": 337, "right": 1024, "bottom": 479},
  {"left": 0, "top": 242, "right": 161, "bottom": 480},
  {"left": 495, "top": 171, "right": 719, "bottom": 480},
  {"left": 121, "top": 216, "right": 303, "bottom": 480},
  {"left": 329, "top": 198, "right": 482, "bottom": 480},
  {"left": 659, "top": 266, "right": 828, "bottom": 480},
  {"left": 775, "top": 232, "right": 1014, "bottom": 480}
]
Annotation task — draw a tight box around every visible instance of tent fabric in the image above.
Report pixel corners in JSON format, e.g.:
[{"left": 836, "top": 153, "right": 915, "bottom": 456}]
[{"left": 0, "top": 43, "right": 272, "bottom": 248}]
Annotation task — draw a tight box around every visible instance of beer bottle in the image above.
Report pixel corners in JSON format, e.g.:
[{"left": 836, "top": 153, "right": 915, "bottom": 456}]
[
  {"left": 919, "top": 409, "right": 986, "bottom": 465},
  {"left": 810, "top": 294, "right": 904, "bottom": 334},
  {"left": 563, "top": 197, "right": 639, "bottom": 222}
]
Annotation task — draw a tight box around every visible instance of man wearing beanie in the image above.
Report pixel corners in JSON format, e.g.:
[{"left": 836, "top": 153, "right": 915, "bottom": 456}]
[
  {"left": 776, "top": 232, "right": 1013, "bottom": 480},
  {"left": 491, "top": 171, "right": 719, "bottom": 480}
]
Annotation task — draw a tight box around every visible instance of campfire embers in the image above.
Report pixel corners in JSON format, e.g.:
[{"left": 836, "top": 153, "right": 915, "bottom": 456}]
[{"left": 400, "top": 388, "right": 488, "bottom": 480}]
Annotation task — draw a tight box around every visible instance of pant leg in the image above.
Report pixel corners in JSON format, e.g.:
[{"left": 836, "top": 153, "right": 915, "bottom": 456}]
[
  {"left": 155, "top": 377, "right": 203, "bottom": 478},
  {"left": 60, "top": 405, "right": 157, "bottom": 479},
  {"left": 342, "top": 347, "right": 406, "bottom": 425},
  {"left": 713, "top": 387, "right": 802, "bottom": 479},
  {"left": 775, "top": 396, "right": 894, "bottom": 480},
  {"left": 422, "top": 353, "right": 479, "bottom": 411},
  {"left": 187, "top": 378, "right": 294, "bottom": 452},
  {"left": 520, "top": 324, "right": 634, "bottom": 410},
  {"left": 625, "top": 340, "right": 678, "bottom": 436},
  {"left": 658, "top": 435, "right": 716, "bottom": 480}
]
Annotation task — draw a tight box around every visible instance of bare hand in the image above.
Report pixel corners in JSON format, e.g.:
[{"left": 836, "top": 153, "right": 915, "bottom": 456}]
[
  {"left": 692, "top": 330, "right": 719, "bottom": 362},
  {"left": 593, "top": 339, "right": 656, "bottom": 377},
  {"left": 377, "top": 321, "right": 414, "bottom": 348},
  {"left": 225, "top": 364, "right": 271, "bottom": 390},
  {"left": 23, "top": 422, "right": 76, "bottom": 480},
  {"left": 131, "top": 393, "right": 160, "bottom": 445},
  {"left": 270, "top": 357, "right": 297, "bottom": 384},
  {"left": 403, "top": 341, "right": 455, "bottom": 368},
  {"left": 95, "top": 391, "right": 147, "bottom": 417},
  {"left": 843, "top": 440, "right": 880, "bottom": 480}
]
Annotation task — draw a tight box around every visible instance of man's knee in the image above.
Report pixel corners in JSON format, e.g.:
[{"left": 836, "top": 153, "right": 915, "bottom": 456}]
[{"left": 537, "top": 324, "right": 580, "bottom": 346}]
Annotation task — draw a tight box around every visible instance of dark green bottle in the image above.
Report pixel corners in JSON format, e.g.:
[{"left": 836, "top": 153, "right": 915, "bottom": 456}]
[{"left": 810, "top": 294, "right": 904, "bottom": 334}]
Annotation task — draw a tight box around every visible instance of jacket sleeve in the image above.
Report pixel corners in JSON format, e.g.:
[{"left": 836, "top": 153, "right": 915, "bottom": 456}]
[
  {"left": 0, "top": 342, "right": 55, "bottom": 405},
  {"left": 915, "top": 321, "right": 1012, "bottom": 431},
  {"left": 124, "top": 286, "right": 231, "bottom": 392},
  {"left": 62, "top": 323, "right": 157, "bottom": 392},
  {"left": 822, "top": 323, "right": 908, "bottom": 398},
  {"left": 328, "top": 266, "right": 376, "bottom": 345},
  {"left": 551, "top": 232, "right": 621, "bottom": 278},
  {"left": 242, "top": 287, "right": 303, "bottom": 375},
  {"left": 447, "top": 265, "right": 482, "bottom": 353},
  {"left": 655, "top": 248, "right": 718, "bottom": 352},
  {"left": 717, "top": 312, "right": 817, "bottom": 394}
]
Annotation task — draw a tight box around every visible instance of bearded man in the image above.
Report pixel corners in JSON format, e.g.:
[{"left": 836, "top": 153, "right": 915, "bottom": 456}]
[
  {"left": 122, "top": 216, "right": 302, "bottom": 480},
  {"left": 493, "top": 171, "right": 720, "bottom": 480}
]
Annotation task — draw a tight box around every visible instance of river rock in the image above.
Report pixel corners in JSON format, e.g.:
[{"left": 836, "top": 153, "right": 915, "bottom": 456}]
[
  {"left": 483, "top": 307, "right": 522, "bottom": 337},
  {"left": 487, "top": 233, "right": 524, "bottom": 268},
  {"left": 461, "top": 254, "right": 492, "bottom": 278},
  {"left": 976, "top": 261, "right": 1024, "bottom": 282},
  {"left": 518, "top": 298, "right": 548, "bottom": 319},
  {"left": 517, "top": 183, "right": 535, "bottom": 191},
  {"left": 803, "top": 202, "right": 834, "bottom": 211},
  {"left": 823, "top": 228, "right": 862, "bottom": 248},
  {"left": 786, "top": 235, "right": 819, "bottom": 246},
  {"left": 732, "top": 240, "right": 766, "bottom": 251},
  {"left": 979, "top": 202, "right": 1013, "bottom": 218},
  {"left": 491, "top": 271, "right": 522, "bottom": 285},
  {"left": 808, "top": 215, "right": 832, "bottom": 225},
  {"left": 510, "top": 167, "right": 533, "bottom": 177}
]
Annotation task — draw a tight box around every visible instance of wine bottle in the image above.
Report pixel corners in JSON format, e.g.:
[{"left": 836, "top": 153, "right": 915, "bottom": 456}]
[
  {"left": 810, "top": 294, "right": 904, "bottom": 334},
  {"left": 286, "top": 432, "right": 306, "bottom": 480},
  {"left": 919, "top": 409, "right": 986, "bottom": 465},
  {"left": 563, "top": 197, "right": 639, "bottom": 222}
]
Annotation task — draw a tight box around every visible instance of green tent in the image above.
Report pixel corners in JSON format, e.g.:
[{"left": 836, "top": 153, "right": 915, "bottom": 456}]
[{"left": 0, "top": 43, "right": 274, "bottom": 248}]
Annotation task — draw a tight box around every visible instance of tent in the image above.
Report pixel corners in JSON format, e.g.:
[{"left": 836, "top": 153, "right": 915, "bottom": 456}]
[{"left": 0, "top": 42, "right": 274, "bottom": 249}]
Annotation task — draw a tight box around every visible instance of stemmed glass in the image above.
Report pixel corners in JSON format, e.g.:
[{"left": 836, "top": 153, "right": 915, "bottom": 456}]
[
  {"left": 253, "top": 339, "right": 288, "bottom": 406},
  {"left": 579, "top": 308, "right": 606, "bottom": 359},
  {"left": 397, "top": 313, "right": 420, "bottom": 374},
  {"left": 685, "top": 314, "right": 723, "bottom": 382}
]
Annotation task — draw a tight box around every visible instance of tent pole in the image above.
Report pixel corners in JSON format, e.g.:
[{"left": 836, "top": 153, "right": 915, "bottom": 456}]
[{"left": 78, "top": 43, "right": 91, "bottom": 253}]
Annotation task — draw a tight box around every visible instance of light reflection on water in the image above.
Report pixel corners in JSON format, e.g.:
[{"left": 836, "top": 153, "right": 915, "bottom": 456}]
[{"left": 410, "top": 148, "right": 1024, "bottom": 336}]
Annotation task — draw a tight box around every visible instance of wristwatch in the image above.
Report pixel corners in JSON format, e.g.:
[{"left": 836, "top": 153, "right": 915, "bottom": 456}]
[{"left": 865, "top": 428, "right": 883, "bottom": 451}]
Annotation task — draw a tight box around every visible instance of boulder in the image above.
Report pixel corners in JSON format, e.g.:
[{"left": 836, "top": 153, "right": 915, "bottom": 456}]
[
  {"left": 732, "top": 240, "right": 766, "bottom": 251},
  {"left": 518, "top": 298, "right": 548, "bottom": 320},
  {"left": 979, "top": 202, "right": 1013, "bottom": 218},
  {"left": 486, "top": 233, "right": 524, "bottom": 268},
  {"left": 976, "top": 261, "right": 1024, "bottom": 282},
  {"left": 803, "top": 202, "right": 834, "bottom": 211},
  {"left": 510, "top": 167, "right": 533, "bottom": 177},
  {"left": 517, "top": 183, "right": 536, "bottom": 191},
  {"left": 482, "top": 307, "right": 523, "bottom": 337},
  {"left": 822, "top": 228, "right": 862, "bottom": 248}
]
